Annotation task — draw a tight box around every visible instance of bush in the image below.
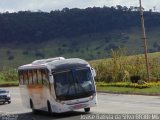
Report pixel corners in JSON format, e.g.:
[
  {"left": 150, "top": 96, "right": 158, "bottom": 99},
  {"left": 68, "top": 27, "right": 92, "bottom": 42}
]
[
  {"left": 22, "top": 50, "right": 29, "bottom": 55},
  {"left": 96, "top": 82, "right": 150, "bottom": 89},
  {"left": 0, "top": 69, "right": 18, "bottom": 81},
  {"left": 35, "top": 51, "right": 45, "bottom": 58},
  {"left": 130, "top": 75, "right": 141, "bottom": 83},
  {"left": 8, "top": 55, "right": 14, "bottom": 60}
]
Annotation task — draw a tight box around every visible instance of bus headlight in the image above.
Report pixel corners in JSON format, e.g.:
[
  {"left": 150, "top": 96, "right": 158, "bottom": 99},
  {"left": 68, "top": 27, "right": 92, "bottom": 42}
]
[{"left": 89, "top": 93, "right": 96, "bottom": 100}]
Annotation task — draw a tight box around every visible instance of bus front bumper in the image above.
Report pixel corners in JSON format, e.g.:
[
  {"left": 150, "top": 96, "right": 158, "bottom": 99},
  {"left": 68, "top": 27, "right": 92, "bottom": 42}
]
[{"left": 51, "top": 97, "right": 97, "bottom": 113}]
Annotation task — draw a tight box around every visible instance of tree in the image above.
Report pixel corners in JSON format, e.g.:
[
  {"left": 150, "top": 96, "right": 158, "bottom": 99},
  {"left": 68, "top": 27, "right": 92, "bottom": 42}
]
[
  {"left": 149, "top": 9, "right": 152, "bottom": 13},
  {"left": 116, "top": 5, "right": 123, "bottom": 11},
  {"left": 129, "top": 6, "right": 134, "bottom": 11},
  {"left": 62, "top": 7, "right": 70, "bottom": 12},
  {"left": 153, "top": 6, "right": 156, "bottom": 12},
  {"left": 123, "top": 6, "right": 128, "bottom": 11}
]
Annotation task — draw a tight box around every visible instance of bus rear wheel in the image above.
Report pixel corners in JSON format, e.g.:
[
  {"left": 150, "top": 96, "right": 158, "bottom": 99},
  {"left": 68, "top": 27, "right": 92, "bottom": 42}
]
[
  {"left": 47, "top": 101, "right": 52, "bottom": 114},
  {"left": 30, "top": 99, "right": 38, "bottom": 114},
  {"left": 84, "top": 108, "right": 90, "bottom": 112}
]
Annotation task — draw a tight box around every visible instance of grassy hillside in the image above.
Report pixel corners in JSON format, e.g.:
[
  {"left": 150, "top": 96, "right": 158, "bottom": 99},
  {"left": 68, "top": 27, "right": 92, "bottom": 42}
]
[
  {"left": 0, "top": 27, "right": 160, "bottom": 69},
  {"left": 90, "top": 51, "right": 160, "bottom": 82}
]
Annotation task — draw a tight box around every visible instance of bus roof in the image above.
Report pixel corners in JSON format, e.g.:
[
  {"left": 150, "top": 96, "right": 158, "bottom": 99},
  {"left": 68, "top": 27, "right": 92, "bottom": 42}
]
[
  {"left": 18, "top": 58, "right": 89, "bottom": 71},
  {"left": 49, "top": 58, "right": 89, "bottom": 72}
]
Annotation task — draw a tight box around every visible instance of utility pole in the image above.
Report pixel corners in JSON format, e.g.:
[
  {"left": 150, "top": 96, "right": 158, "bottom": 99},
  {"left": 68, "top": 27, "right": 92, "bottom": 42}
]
[{"left": 139, "top": 0, "right": 150, "bottom": 82}]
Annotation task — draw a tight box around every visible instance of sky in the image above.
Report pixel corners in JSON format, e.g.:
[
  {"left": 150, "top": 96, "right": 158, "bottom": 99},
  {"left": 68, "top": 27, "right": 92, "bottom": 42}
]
[{"left": 0, "top": 0, "right": 159, "bottom": 13}]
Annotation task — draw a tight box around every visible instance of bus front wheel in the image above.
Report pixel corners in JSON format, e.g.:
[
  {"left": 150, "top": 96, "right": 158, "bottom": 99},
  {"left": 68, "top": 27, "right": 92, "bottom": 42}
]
[{"left": 84, "top": 108, "right": 90, "bottom": 112}]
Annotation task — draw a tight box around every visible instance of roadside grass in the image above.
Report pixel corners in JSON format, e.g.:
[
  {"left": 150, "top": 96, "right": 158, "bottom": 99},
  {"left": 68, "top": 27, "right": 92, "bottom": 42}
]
[
  {"left": 96, "top": 82, "right": 160, "bottom": 95},
  {"left": 97, "top": 86, "right": 160, "bottom": 95},
  {"left": 0, "top": 80, "right": 18, "bottom": 87},
  {"left": 96, "top": 82, "right": 160, "bottom": 88}
]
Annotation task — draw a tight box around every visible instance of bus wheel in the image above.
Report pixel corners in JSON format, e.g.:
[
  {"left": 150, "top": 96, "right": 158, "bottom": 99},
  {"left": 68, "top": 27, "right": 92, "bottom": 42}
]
[
  {"left": 84, "top": 108, "right": 90, "bottom": 112},
  {"left": 30, "top": 99, "right": 38, "bottom": 114},
  {"left": 47, "top": 101, "right": 52, "bottom": 114}
]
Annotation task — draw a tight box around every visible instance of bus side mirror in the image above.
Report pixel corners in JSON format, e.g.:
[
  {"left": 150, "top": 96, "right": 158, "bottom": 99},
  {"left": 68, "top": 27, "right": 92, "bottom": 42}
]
[
  {"left": 49, "top": 75, "right": 54, "bottom": 84},
  {"left": 91, "top": 68, "right": 96, "bottom": 77}
]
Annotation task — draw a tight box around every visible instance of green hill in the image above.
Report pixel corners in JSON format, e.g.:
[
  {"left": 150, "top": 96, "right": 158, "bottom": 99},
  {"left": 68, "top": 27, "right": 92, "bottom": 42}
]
[
  {"left": 0, "top": 7, "right": 160, "bottom": 68},
  {"left": 0, "top": 27, "right": 160, "bottom": 69}
]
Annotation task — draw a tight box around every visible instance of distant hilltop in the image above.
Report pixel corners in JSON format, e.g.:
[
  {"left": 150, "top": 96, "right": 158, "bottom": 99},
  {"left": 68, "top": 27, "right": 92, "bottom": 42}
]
[{"left": 0, "top": 6, "right": 159, "bottom": 43}]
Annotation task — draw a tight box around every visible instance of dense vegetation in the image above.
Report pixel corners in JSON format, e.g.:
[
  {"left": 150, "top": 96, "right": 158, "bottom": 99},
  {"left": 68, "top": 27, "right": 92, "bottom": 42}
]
[
  {"left": 0, "top": 6, "right": 160, "bottom": 44},
  {"left": 90, "top": 49, "right": 160, "bottom": 83}
]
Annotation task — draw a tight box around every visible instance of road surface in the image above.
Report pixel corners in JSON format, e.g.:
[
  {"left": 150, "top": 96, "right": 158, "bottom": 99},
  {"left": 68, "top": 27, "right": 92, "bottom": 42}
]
[{"left": 0, "top": 87, "right": 160, "bottom": 120}]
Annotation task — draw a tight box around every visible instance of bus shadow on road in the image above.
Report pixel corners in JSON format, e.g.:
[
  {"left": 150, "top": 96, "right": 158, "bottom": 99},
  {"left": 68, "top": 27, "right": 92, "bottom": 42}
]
[
  {"left": 14, "top": 111, "right": 90, "bottom": 120},
  {"left": 0, "top": 102, "right": 9, "bottom": 105}
]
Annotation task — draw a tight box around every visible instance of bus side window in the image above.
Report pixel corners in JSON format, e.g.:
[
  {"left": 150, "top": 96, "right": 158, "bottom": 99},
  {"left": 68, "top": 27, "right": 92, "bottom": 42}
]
[
  {"left": 28, "top": 70, "right": 33, "bottom": 85},
  {"left": 42, "top": 69, "right": 48, "bottom": 86},
  {"left": 37, "top": 69, "right": 42, "bottom": 84},
  {"left": 19, "top": 71, "right": 24, "bottom": 85},
  {"left": 23, "top": 70, "right": 28, "bottom": 85},
  {"left": 41, "top": 69, "right": 44, "bottom": 84},
  {"left": 33, "top": 69, "right": 38, "bottom": 84}
]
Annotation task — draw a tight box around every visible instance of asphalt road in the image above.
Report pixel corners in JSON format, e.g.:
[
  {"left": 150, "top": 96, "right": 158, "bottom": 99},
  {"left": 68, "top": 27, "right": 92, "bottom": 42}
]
[{"left": 0, "top": 87, "right": 160, "bottom": 120}]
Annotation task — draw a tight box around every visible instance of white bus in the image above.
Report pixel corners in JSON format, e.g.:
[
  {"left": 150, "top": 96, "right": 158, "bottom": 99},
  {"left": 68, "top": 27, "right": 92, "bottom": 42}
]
[{"left": 18, "top": 57, "right": 97, "bottom": 113}]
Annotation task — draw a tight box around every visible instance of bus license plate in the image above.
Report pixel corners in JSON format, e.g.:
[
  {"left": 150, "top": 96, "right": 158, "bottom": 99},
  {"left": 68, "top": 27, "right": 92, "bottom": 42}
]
[{"left": 73, "top": 104, "right": 83, "bottom": 109}]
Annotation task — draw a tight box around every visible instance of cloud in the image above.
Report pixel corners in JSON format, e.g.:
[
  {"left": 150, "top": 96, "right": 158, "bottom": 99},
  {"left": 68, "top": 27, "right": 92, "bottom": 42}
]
[{"left": 0, "top": 0, "right": 159, "bottom": 12}]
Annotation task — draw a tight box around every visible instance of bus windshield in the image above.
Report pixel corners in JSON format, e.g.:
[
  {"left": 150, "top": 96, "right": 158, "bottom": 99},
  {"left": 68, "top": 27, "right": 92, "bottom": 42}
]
[{"left": 53, "top": 67, "right": 95, "bottom": 100}]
